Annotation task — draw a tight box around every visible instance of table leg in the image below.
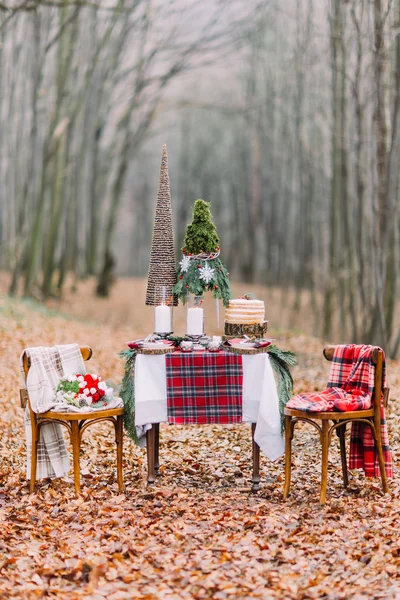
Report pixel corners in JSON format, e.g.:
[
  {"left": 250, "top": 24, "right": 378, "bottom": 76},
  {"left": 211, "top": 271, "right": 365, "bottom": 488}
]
[
  {"left": 146, "top": 426, "right": 156, "bottom": 485},
  {"left": 251, "top": 423, "right": 260, "bottom": 492},
  {"left": 154, "top": 423, "right": 160, "bottom": 476}
]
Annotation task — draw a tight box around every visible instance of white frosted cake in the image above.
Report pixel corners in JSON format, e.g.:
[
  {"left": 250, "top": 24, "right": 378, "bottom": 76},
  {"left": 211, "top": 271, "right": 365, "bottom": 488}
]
[{"left": 225, "top": 298, "right": 265, "bottom": 325}]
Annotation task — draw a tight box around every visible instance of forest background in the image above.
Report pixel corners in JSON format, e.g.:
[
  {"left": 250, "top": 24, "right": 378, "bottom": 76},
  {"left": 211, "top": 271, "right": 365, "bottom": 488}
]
[{"left": 0, "top": 0, "right": 400, "bottom": 355}]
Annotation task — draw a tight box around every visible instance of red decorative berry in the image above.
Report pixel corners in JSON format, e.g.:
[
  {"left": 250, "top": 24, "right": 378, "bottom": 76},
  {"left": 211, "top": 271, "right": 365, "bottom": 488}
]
[
  {"left": 215, "top": 285, "right": 219, "bottom": 289},
  {"left": 197, "top": 264, "right": 201, "bottom": 269},
  {"left": 179, "top": 275, "right": 183, "bottom": 279},
  {"left": 186, "top": 284, "right": 189, "bottom": 289}
]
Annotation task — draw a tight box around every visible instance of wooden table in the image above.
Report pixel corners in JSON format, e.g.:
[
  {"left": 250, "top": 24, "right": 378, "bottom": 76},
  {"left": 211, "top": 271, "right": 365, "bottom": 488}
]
[{"left": 134, "top": 350, "right": 284, "bottom": 491}]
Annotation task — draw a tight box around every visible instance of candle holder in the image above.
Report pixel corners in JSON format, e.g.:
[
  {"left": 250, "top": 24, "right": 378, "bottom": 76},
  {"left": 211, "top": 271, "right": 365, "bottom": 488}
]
[
  {"left": 154, "top": 285, "right": 173, "bottom": 337},
  {"left": 186, "top": 294, "right": 204, "bottom": 338}
]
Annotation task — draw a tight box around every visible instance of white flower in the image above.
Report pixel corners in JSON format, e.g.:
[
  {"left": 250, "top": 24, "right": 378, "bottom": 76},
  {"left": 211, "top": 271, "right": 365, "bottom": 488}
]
[
  {"left": 92, "top": 375, "right": 98, "bottom": 380},
  {"left": 83, "top": 388, "right": 90, "bottom": 396},
  {"left": 198, "top": 262, "right": 215, "bottom": 284},
  {"left": 77, "top": 376, "right": 84, "bottom": 383},
  {"left": 179, "top": 255, "right": 191, "bottom": 273},
  {"left": 98, "top": 381, "right": 107, "bottom": 391},
  {"left": 79, "top": 381, "right": 86, "bottom": 389},
  {"left": 90, "top": 387, "right": 97, "bottom": 395}
]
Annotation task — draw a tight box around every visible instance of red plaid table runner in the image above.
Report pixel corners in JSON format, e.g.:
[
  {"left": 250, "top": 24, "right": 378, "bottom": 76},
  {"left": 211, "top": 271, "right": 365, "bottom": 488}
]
[
  {"left": 287, "top": 345, "right": 392, "bottom": 478},
  {"left": 165, "top": 351, "right": 243, "bottom": 424}
]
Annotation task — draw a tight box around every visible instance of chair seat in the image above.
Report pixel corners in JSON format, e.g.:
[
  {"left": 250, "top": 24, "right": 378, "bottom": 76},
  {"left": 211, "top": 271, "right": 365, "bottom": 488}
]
[
  {"left": 38, "top": 407, "right": 124, "bottom": 420},
  {"left": 284, "top": 406, "right": 374, "bottom": 420}
]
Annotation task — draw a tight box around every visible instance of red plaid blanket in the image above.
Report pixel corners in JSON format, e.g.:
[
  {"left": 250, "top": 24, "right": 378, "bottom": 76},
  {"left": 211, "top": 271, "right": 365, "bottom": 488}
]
[
  {"left": 287, "top": 345, "right": 392, "bottom": 478},
  {"left": 165, "top": 351, "right": 243, "bottom": 424}
]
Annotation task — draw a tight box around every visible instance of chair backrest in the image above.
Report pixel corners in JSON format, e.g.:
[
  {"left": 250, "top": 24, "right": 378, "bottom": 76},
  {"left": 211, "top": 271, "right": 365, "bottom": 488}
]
[
  {"left": 20, "top": 346, "right": 92, "bottom": 410},
  {"left": 323, "top": 345, "right": 386, "bottom": 419}
]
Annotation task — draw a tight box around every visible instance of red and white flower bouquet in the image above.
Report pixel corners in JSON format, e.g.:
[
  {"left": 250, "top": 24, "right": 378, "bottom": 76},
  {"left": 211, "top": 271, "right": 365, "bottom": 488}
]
[{"left": 55, "top": 373, "right": 116, "bottom": 409}]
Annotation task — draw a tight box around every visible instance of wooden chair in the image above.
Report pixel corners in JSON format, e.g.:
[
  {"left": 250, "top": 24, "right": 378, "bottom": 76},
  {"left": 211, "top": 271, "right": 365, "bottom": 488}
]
[
  {"left": 20, "top": 346, "right": 124, "bottom": 495},
  {"left": 283, "top": 345, "right": 389, "bottom": 505}
]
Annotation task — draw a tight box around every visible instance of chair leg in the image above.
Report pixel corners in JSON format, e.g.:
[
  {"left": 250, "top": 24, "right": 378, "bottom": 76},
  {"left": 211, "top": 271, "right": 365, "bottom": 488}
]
[
  {"left": 116, "top": 415, "right": 124, "bottom": 493},
  {"left": 337, "top": 424, "right": 348, "bottom": 488},
  {"left": 283, "top": 415, "right": 293, "bottom": 500},
  {"left": 251, "top": 423, "right": 260, "bottom": 492},
  {"left": 320, "top": 420, "right": 330, "bottom": 505},
  {"left": 154, "top": 423, "right": 160, "bottom": 476},
  {"left": 70, "top": 420, "right": 81, "bottom": 495},
  {"left": 30, "top": 417, "right": 38, "bottom": 494},
  {"left": 373, "top": 420, "right": 389, "bottom": 494},
  {"left": 146, "top": 426, "right": 156, "bottom": 485}
]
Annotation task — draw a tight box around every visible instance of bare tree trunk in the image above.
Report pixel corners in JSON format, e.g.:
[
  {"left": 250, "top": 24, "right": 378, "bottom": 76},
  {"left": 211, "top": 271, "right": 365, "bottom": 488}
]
[
  {"left": 324, "top": 0, "right": 342, "bottom": 339},
  {"left": 350, "top": 4, "right": 368, "bottom": 323},
  {"left": 385, "top": 0, "right": 400, "bottom": 354},
  {"left": 369, "top": 0, "right": 389, "bottom": 347}
]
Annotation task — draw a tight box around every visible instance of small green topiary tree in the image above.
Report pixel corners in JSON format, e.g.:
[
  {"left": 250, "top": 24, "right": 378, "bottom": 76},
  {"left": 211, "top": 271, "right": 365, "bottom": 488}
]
[
  {"left": 183, "top": 199, "right": 219, "bottom": 254},
  {"left": 174, "top": 198, "right": 231, "bottom": 306}
]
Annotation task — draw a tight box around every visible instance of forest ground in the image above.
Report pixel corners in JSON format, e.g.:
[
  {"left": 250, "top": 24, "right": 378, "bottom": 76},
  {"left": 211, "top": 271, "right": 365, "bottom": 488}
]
[{"left": 1, "top": 276, "right": 400, "bottom": 599}]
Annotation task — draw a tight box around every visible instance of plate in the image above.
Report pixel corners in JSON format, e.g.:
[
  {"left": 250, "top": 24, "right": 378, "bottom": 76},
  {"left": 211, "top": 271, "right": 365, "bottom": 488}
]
[
  {"left": 140, "top": 342, "right": 172, "bottom": 349},
  {"left": 228, "top": 342, "right": 256, "bottom": 350}
]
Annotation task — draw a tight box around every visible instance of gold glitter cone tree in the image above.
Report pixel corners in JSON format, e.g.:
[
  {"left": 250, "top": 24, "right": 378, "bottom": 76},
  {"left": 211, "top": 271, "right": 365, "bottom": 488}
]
[{"left": 145, "top": 144, "right": 178, "bottom": 306}]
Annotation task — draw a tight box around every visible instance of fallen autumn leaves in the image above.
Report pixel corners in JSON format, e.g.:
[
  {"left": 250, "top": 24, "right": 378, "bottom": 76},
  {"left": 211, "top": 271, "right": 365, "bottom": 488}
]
[{"left": 1, "top": 293, "right": 400, "bottom": 599}]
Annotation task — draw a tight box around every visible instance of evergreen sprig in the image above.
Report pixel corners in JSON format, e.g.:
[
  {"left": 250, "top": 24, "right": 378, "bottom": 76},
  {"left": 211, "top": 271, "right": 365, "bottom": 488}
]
[
  {"left": 119, "top": 348, "right": 138, "bottom": 442},
  {"left": 174, "top": 256, "right": 232, "bottom": 307}
]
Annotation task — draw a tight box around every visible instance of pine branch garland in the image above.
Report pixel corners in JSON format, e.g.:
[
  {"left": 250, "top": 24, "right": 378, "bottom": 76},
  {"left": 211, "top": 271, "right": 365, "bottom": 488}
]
[
  {"left": 119, "top": 348, "right": 138, "bottom": 442},
  {"left": 267, "top": 345, "right": 297, "bottom": 430}
]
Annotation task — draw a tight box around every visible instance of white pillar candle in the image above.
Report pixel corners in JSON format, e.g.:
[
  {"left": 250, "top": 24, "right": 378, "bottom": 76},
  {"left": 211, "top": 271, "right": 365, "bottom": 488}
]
[
  {"left": 155, "top": 304, "right": 172, "bottom": 333},
  {"left": 187, "top": 307, "right": 204, "bottom": 336}
]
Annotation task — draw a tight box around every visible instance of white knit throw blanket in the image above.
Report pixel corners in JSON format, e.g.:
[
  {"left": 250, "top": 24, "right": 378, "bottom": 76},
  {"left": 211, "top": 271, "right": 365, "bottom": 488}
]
[{"left": 20, "top": 344, "right": 86, "bottom": 480}]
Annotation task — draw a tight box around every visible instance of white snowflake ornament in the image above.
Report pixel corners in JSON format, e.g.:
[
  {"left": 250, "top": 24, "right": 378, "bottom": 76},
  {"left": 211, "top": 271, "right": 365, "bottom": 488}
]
[
  {"left": 198, "top": 262, "right": 215, "bottom": 284},
  {"left": 179, "top": 255, "right": 191, "bottom": 273}
]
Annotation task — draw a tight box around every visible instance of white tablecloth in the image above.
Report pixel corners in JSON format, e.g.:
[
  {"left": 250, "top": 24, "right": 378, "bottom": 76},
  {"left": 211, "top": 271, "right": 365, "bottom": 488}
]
[{"left": 134, "top": 353, "right": 284, "bottom": 461}]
